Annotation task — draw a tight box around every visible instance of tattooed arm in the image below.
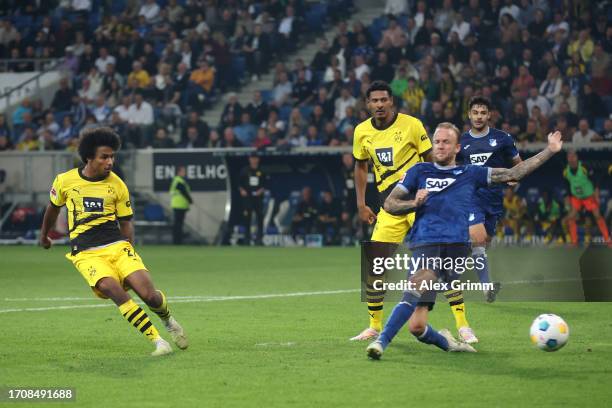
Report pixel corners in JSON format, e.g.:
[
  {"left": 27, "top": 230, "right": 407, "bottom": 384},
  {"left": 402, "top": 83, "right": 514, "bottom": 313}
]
[
  {"left": 490, "top": 131, "right": 563, "bottom": 184},
  {"left": 384, "top": 187, "right": 428, "bottom": 215}
]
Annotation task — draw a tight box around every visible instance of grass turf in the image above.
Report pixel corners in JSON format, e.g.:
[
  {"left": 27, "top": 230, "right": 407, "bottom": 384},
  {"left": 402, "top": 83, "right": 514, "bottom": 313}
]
[{"left": 1, "top": 246, "right": 611, "bottom": 407}]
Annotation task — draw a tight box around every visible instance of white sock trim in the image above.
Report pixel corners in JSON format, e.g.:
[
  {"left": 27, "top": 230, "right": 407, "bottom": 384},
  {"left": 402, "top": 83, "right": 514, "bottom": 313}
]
[{"left": 417, "top": 325, "right": 429, "bottom": 339}]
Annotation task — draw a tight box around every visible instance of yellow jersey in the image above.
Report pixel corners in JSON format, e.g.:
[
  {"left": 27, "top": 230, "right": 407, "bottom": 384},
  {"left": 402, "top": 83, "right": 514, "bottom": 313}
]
[
  {"left": 503, "top": 196, "right": 525, "bottom": 219},
  {"left": 353, "top": 112, "right": 431, "bottom": 195},
  {"left": 50, "top": 167, "right": 133, "bottom": 254}
]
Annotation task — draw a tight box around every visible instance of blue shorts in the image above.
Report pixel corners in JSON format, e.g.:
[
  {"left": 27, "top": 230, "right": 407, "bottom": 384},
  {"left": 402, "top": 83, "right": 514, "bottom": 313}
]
[
  {"left": 409, "top": 243, "right": 470, "bottom": 310},
  {"left": 469, "top": 203, "right": 503, "bottom": 237}
]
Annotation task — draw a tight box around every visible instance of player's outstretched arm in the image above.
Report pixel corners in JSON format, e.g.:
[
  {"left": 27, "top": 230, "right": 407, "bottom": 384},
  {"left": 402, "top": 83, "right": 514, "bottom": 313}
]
[
  {"left": 384, "top": 187, "right": 428, "bottom": 215},
  {"left": 490, "top": 131, "right": 563, "bottom": 184},
  {"left": 39, "top": 204, "right": 61, "bottom": 249}
]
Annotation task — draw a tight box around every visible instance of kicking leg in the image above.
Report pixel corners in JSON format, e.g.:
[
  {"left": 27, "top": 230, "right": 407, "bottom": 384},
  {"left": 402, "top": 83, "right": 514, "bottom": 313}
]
[
  {"left": 409, "top": 306, "right": 476, "bottom": 353},
  {"left": 95, "top": 277, "right": 171, "bottom": 356},
  {"left": 125, "top": 270, "right": 188, "bottom": 350},
  {"left": 366, "top": 269, "right": 434, "bottom": 359}
]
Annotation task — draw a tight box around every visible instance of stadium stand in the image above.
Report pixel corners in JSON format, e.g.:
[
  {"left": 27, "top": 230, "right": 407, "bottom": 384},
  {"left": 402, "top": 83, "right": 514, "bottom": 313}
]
[{"left": 0, "top": 0, "right": 610, "bottom": 246}]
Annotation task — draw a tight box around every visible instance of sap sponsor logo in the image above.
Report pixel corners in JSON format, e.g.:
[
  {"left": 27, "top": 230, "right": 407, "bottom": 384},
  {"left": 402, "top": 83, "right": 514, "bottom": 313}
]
[
  {"left": 469, "top": 152, "right": 492, "bottom": 165},
  {"left": 425, "top": 177, "right": 456, "bottom": 192}
]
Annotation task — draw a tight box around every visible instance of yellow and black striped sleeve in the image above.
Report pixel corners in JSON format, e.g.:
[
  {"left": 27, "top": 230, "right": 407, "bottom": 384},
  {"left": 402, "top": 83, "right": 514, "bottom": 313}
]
[
  {"left": 49, "top": 175, "right": 65, "bottom": 208},
  {"left": 413, "top": 120, "right": 432, "bottom": 158},
  {"left": 115, "top": 179, "right": 133, "bottom": 220},
  {"left": 352, "top": 125, "right": 369, "bottom": 161}
]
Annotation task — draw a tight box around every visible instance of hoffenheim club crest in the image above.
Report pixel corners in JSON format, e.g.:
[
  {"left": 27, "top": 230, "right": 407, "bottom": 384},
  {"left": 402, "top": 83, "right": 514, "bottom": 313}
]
[{"left": 489, "top": 139, "right": 497, "bottom": 147}]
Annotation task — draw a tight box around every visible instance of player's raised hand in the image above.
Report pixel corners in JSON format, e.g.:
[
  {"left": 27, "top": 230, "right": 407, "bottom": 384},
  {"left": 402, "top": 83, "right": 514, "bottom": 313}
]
[
  {"left": 414, "top": 189, "right": 428, "bottom": 207},
  {"left": 547, "top": 131, "right": 563, "bottom": 153},
  {"left": 39, "top": 235, "right": 52, "bottom": 249},
  {"left": 358, "top": 205, "right": 377, "bottom": 224}
]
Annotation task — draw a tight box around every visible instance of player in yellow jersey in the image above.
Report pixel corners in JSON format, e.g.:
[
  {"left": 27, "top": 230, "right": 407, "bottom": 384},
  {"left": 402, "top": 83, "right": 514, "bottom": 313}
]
[
  {"left": 39, "top": 127, "right": 188, "bottom": 356},
  {"left": 350, "top": 81, "right": 473, "bottom": 341}
]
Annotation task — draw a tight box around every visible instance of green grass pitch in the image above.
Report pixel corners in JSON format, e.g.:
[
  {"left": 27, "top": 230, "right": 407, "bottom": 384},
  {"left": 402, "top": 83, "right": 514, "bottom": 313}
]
[{"left": 1, "top": 246, "right": 611, "bottom": 407}]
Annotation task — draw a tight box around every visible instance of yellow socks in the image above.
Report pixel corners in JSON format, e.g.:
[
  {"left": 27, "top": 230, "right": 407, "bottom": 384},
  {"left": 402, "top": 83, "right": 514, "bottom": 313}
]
[
  {"left": 444, "top": 290, "right": 469, "bottom": 330},
  {"left": 149, "top": 290, "right": 170, "bottom": 320},
  {"left": 119, "top": 299, "right": 160, "bottom": 341},
  {"left": 366, "top": 284, "right": 385, "bottom": 332}
]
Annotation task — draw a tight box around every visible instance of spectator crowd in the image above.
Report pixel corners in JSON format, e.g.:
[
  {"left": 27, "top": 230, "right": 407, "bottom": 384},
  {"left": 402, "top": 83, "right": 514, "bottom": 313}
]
[{"left": 0, "top": 0, "right": 610, "bottom": 154}]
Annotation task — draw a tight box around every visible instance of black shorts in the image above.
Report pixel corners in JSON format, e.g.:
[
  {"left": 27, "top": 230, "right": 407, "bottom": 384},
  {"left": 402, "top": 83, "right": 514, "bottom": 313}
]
[{"left": 410, "top": 243, "right": 470, "bottom": 310}]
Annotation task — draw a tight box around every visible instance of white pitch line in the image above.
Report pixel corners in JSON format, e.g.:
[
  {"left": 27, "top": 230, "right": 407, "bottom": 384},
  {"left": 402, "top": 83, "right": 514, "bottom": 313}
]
[
  {"left": 3, "top": 295, "right": 227, "bottom": 302},
  {"left": 0, "top": 289, "right": 359, "bottom": 314},
  {"left": 5, "top": 277, "right": 608, "bottom": 303}
]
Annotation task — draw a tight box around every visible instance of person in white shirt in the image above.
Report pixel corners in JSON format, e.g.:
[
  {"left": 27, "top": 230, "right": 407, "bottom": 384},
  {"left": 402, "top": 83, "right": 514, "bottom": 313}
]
[
  {"left": 78, "top": 78, "right": 97, "bottom": 105},
  {"left": 94, "top": 47, "right": 116, "bottom": 74},
  {"left": 139, "top": 0, "right": 160, "bottom": 23},
  {"left": 334, "top": 87, "right": 356, "bottom": 121},
  {"left": 272, "top": 71, "right": 292, "bottom": 106},
  {"left": 552, "top": 83, "right": 577, "bottom": 114},
  {"left": 114, "top": 94, "right": 132, "bottom": 122},
  {"left": 526, "top": 87, "right": 551, "bottom": 118},
  {"left": 413, "top": 1, "right": 428, "bottom": 29},
  {"left": 449, "top": 13, "right": 470, "bottom": 43},
  {"left": 546, "top": 12, "right": 569, "bottom": 40},
  {"left": 128, "top": 92, "right": 154, "bottom": 125},
  {"left": 354, "top": 54, "right": 370, "bottom": 81},
  {"left": 499, "top": 0, "right": 520, "bottom": 25},
  {"left": 539, "top": 66, "right": 562, "bottom": 103},
  {"left": 71, "top": 0, "right": 91, "bottom": 12},
  {"left": 37, "top": 112, "right": 60, "bottom": 137},
  {"left": 91, "top": 94, "right": 111, "bottom": 123},
  {"left": 384, "top": 0, "right": 408, "bottom": 15},
  {"left": 126, "top": 92, "right": 155, "bottom": 148},
  {"left": 572, "top": 119, "right": 602, "bottom": 145},
  {"left": 434, "top": 0, "right": 456, "bottom": 33},
  {"left": 278, "top": 5, "right": 294, "bottom": 52}
]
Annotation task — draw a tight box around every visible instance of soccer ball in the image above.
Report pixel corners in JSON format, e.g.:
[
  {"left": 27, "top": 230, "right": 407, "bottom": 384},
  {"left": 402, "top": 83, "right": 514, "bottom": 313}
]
[{"left": 530, "top": 314, "right": 569, "bottom": 352}]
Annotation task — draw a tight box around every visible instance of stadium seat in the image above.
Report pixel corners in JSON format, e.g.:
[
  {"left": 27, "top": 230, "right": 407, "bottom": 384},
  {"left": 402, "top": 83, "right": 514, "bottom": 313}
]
[
  {"left": 111, "top": 1, "right": 126, "bottom": 14},
  {"left": 260, "top": 90, "right": 273, "bottom": 103},
  {"left": 305, "top": 3, "right": 327, "bottom": 32},
  {"left": 279, "top": 105, "right": 293, "bottom": 121},
  {"left": 12, "top": 15, "right": 33, "bottom": 30},
  {"left": 305, "top": 11, "right": 322, "bottom": 32},
  {"left": 143, "top": 204, "right": 165, "bottom": 222},
  {"left": 299, "top": 105, "right": 313, "bottom": 119}
]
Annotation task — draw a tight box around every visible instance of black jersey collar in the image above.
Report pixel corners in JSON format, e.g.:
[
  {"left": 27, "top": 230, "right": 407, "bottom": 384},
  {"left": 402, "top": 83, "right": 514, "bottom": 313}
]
[
  {"left": 371, "top": 112, "right": 398, "bottom": 131},
  {"left": 78, "top": 166, "right": 107, "bottom": 182}
]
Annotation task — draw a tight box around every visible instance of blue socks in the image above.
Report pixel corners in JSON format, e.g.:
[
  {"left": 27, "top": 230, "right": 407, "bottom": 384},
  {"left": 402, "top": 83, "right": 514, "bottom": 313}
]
[
  {"left": 377, "top": 294, "right": 449, "bottom": 352},
  {"left": 473, "top": 246, "right": 490, "bottom": 284},
  {"left": 378, "top": 301, "right": 415, "bottom": 349},
  {"left": 416, "top": 325, "right": 449, "bottom": 351}
]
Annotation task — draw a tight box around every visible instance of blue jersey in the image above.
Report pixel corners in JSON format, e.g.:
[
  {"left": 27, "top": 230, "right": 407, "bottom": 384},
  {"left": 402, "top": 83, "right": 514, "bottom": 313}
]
[
  {"left": 456, "top": 127, "right": 519, "bottom": 210},
  {"left": 398, "top": 162, "right": 490, "bottom": 247}
]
